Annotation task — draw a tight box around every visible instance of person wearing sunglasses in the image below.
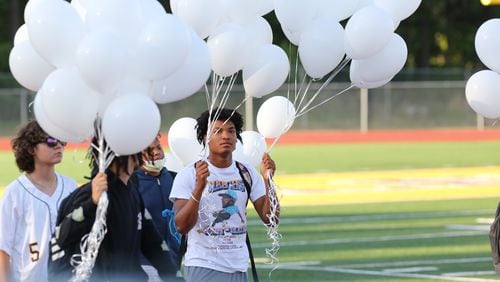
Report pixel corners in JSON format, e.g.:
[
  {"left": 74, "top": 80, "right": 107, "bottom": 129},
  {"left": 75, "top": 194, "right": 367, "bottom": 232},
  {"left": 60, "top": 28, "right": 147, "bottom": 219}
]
[{"left": 0, "top": 120, "right": 77, "bottom": 282}]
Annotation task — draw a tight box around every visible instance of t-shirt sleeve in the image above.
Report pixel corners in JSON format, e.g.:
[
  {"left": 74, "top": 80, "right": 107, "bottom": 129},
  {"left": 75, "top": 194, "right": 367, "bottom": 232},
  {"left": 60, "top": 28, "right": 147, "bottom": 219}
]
[
  {"left": 248, "top": 166, "right": 267, "bottom": 202},
  {"left": 0, "top": 187, "right": 16, "bottom": 255},
  {"left": 168, "top": 165, "right": 196, "bottom": 203}
]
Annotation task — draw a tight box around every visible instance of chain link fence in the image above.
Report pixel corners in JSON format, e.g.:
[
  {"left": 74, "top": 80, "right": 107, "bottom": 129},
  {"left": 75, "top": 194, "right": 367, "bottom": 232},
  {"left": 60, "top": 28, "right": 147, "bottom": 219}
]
[{"left": 0, "top": 80, "right": 482, "bottom": 137}]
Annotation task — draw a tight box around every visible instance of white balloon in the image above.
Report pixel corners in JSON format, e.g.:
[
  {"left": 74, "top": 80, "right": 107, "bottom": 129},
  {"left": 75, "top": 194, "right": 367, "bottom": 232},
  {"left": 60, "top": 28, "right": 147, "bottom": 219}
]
[
  {"left": 374, "top": 0, "right": 421, "bottom": 21},
  {"left": 9, "top": 41, "right": 55, "bottom": 91},
  {"left": 134, "top": 13, "right": 191, "bottom": 80},
  {"left": 71, "top": 0, "right": 87, "bottom": 21},
  {"left": 344, "top": 5, "right": 394, "bottom": 59},
  {"left": 357, "top": 33, "right": 407, "bottom": 82},
  {"left": 465, "top": 70, "right": 500, "bottom": 119},
  {"left": 316, "top": 0, "right": 360, "bottom": 21},
  {"left": 282, "top": 27, "right": 301, "bottom": 46},
  {"left": 273, "top": 0, "right": 317, "bottom": 37},
  {"left": 475, "top": 19, "right": 500, "bottom": 74},
  {"left": 76, "top": 30, "right": 127, "bottom": 94},
  {"left": 207, "top": 23, "right": 248, "bottom": 77},
  {"left": 85, "top": 0, "right": 143, "bottom": 45},
  {"left": 255, "top": 0, "right": 274, "bottom": 16},
  {"left": 13, "top": 24, "right": 29, "bottom": 46},
  {"left": 103, "top": 94, "right": 161, "bottom": 155},
  {"left": 113, "top": 73, "right": 151, "bottom": 97},
  {"left": 174, "top": 0, "right": 223, "bottom": 39},
  {"left": 257, "top": 96, "right": 296, "bottom": 138},
  {"left": 243, "top": 44, "right": 290, "bottom": 98},
  {"left": 350, "top": 60, "right": 392, "bottom": 89},
  {"left": 168, "top": 117, "right": 204, "bottom": 166},
  {"left": 34, "top": 91, "right": 89, "bottom": 142},
  {"left": 299, "top": 18, "right": 345, "bottom": 79},
  {"left": 40, "top": 68, "right": 99, "bottom": 138},
  {"left": 24, "top": 0, "right": 55, "bottom": 21},
  {"left": 164, "top": 152, "right": 184, "bottom": 173},
  {"left": 233, "top": 131, "right": 267, "bottom": 167},
  {"left": 26, "top": 0, "right": 85, "bottom": 68},
  {"left": 152, "top": 31, "right": 211, "bottom": 104},
  {"left": 220, "top": 0, "right": 263, "bottom": 24}
]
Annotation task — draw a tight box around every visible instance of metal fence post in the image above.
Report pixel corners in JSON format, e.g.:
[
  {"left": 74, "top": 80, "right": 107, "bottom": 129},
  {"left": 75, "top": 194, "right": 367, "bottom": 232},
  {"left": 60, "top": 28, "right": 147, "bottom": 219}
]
[
  {"left": 20, "top": 89, "right": 28, "bottom": 125},
  {"left": 245, "top": 94, "right": 254, "bottom": 131},
  {"left": 360, "top": 88, "right": 368, "bottom": 133}
]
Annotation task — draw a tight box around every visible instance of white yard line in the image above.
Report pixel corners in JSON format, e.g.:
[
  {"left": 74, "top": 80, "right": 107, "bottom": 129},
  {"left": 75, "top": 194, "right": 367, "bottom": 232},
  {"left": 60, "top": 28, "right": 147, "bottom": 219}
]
[
  {"left": 248, "top": 209, "right": 493, "bottom": 226},
  {"left": 261, "top": 264, "right": 499, "bottom": 282},
  {"left": 331, "top": 257, "right": 491, "bottom": 269},
  {"left": 443, "top": 271, "right": 496, "bottom": 277},
  {"left": 253, "top": 230, "right": 486, "bottom": 248},
  {"left": 382, "top": 266, "right": 439, "bottom": 273}
]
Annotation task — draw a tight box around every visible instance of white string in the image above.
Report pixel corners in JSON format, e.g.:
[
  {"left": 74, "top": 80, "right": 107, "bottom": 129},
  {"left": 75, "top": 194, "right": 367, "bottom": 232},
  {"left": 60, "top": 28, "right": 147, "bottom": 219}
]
[
  {"left": 264, "top": 170, "right": 282, "bottom": 278},
  {"left": 70, "top": 118, "right": 114, "bottom": 282}
]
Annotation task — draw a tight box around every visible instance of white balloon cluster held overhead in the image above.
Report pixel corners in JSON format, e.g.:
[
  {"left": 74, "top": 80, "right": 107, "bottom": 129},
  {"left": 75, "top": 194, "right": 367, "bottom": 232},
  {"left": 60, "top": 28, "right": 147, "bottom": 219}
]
[
  {"left": 250, "top": 0, "right": 421, "bottom": 147},
  {"left": 9, "top": 0, "right": 211, "bottom": 155},
  {"left": 172, "top": 0, "right": 289, "bottom": 99},
  {"left": 466, "top": 19, "right": 500, "bottom": 119}
]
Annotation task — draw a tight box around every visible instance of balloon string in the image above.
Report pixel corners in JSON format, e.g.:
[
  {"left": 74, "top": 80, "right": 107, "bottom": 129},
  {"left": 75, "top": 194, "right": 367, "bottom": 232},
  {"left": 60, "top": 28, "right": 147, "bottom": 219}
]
[
  {"left": 71, "top": 118, "right": 114, "bottom": 282},
  {"left": 264, "top": 171, "right": 282, "bottom": 279}
]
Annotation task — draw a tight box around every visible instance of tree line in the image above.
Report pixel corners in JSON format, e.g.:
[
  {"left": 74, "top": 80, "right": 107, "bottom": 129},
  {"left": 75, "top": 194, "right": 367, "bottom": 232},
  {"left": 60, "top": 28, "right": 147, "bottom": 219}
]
[{"left": 1, "top": 0, "right": 500, "bottom": 78}]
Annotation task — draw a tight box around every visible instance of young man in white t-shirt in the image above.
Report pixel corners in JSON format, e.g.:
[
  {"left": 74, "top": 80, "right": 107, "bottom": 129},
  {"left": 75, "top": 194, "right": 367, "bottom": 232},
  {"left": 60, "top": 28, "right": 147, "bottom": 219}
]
[
  {"left": 170, "top": 108, "right": 278, "bottom": 282},
  {"left": 0, "top": 121, "right": 77, "bottom": 282}
]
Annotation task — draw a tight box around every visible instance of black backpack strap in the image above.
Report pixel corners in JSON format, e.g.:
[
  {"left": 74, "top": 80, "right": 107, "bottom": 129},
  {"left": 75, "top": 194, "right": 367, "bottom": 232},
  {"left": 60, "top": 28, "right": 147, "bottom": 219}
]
[
  {"left": 235, "top": 161, "right": 258, "bottom": 282},
  {"left": 177, "top": 235, "right": 187, "bottom": 268}
]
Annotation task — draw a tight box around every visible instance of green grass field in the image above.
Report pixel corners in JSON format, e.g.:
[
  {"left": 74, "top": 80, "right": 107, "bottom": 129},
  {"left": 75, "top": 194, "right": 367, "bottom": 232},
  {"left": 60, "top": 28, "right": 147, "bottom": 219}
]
[{"left": 1, "top": 141, "right": 500, "bottom": 281}]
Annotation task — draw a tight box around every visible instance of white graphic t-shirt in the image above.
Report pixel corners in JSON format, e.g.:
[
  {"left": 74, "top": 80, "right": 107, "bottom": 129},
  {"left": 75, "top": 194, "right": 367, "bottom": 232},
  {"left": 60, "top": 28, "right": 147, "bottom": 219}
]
[{"left": 169, "top": 160, "right": 266, "bottom": 273}]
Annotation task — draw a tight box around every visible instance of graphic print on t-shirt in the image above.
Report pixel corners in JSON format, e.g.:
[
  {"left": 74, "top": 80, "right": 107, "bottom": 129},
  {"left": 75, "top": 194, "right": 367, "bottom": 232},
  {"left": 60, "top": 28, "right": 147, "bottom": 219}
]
[{"left": 197, "top": 178, "right": 247, "bottom": 237}]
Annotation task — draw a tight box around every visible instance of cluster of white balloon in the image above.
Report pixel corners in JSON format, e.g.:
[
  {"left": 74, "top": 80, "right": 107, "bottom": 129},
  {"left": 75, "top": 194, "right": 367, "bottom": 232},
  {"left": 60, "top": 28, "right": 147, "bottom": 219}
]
[
  {"left": 253, "top": 0, "right": 421, "bottom": 152},
  {"left": 171, "top": 0, "right": 290, "bottom": 98},
  {"left": 9, "top": 0, "right": 211, "bottom": 155},
  {"left": 165, "top": 0, "right": 423, "bottom": 170},
  {"left": 466, "top": 19, "right": 500, "bottom": 119}
]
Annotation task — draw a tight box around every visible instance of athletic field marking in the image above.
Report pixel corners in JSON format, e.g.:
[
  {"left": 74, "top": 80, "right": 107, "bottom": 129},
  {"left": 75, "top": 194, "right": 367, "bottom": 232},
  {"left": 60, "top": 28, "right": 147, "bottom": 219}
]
[
  {"left": 445, "top": 224, "right": 490, "bottom": 231},
  {"left": 443, "top": 271, "right": 496, "bottom": 277},
  {"left": 248, "top": 209, "right": 493, "bottom": 226},
  {"left": 382, "top": 266, "right": 439, "bottom": 273},
  {"left": 264, "top": 264, "right": 499, "bottom": 282},
  {"left": 252, "top": 230, "right": 486, "bottom": 248},
  {"left": 275, "top": 166, "right": 500, "bottom": 206},
  {"left": 327, "top": 257, "right": 491, "bottom": 269}
]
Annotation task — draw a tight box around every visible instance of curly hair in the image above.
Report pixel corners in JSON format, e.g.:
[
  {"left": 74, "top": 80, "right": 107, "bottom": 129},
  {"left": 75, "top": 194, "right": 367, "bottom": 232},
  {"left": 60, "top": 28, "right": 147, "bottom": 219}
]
[
  {"left": 11, "top": 120, "right": 49, "bottom": 173},
  {"left": 196, "top": 108, "right": 243, "bottom": 146}
]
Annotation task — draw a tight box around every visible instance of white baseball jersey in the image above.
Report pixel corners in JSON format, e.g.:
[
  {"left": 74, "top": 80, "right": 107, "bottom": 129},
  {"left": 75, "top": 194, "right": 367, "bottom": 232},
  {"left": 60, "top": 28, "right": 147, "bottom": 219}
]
[{"left": 0, "top": 173, "right": 77, "bottom": 282}]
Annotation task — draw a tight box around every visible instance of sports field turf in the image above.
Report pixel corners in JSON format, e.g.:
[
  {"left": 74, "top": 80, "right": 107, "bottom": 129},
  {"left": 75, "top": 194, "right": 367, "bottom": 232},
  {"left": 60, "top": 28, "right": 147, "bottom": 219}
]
[{"left": 1, "top": 140, "right": 500, "bottom": 280}]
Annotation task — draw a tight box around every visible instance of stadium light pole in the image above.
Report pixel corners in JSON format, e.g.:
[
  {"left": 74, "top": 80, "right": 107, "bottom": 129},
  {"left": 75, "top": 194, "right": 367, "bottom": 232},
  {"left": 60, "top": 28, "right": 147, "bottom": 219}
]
[{"left": 481, "top": 0, "right": 500, "bottom": 5}]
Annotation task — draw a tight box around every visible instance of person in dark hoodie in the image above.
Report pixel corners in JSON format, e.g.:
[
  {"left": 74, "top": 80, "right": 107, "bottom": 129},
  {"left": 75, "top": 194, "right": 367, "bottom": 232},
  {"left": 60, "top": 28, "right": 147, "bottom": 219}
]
[
  {"left": 48, "top": 137, "right": 177, "bottom": 281},
  {"left": 135, "top": 134, "right": 182, "bottom": 280}
]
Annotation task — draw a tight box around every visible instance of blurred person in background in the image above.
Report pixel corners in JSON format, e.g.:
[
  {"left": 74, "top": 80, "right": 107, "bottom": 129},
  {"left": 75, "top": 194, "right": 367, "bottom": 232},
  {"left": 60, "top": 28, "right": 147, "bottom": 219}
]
[
  {"left": 135, "top": 134, "right": 183, "bottom": 281},
  {"left": 49, "top": 137, "right": 177, "bottom": 281}
]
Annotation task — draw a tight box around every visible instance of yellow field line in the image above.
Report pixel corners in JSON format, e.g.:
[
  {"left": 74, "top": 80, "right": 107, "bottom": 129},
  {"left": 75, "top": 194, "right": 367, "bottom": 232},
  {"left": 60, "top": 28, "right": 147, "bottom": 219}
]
[
  {"left": 2, "top": 166, "right": 500, "bottom": 206},
  {"left": 273, "top": 166, "right": 500, "bottom": 206}
]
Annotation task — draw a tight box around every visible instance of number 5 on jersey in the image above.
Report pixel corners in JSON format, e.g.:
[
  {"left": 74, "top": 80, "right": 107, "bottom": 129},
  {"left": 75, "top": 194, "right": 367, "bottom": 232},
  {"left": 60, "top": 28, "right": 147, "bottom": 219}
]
[{"left": 29, "top": 242, "right": 39, "bottom": 262}]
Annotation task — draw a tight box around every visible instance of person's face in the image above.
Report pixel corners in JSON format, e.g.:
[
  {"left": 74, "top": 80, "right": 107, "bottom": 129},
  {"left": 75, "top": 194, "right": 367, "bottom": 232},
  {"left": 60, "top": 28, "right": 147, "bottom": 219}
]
[
  {"left": 142, "top": 138, "right": 164, "bottom": 162},
  {"left": 33, "top": 137, "right": 66, "bottom": 166},
  {"left": 207, "top": 120, "right": 237, "bottom": 155}
]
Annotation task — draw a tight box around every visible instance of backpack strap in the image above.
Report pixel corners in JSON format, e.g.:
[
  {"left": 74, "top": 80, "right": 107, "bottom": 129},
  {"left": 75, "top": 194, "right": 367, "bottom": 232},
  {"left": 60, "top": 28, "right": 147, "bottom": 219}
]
[{"left": 235, "top": 161, "right": 259, "bottom": 282}]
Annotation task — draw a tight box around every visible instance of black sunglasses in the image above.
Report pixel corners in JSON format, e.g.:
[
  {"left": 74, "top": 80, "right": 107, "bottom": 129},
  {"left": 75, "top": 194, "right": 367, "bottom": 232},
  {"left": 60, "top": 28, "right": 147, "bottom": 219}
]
[{"left": 43, "top": 137, "right": 67, "bottom": 148}]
